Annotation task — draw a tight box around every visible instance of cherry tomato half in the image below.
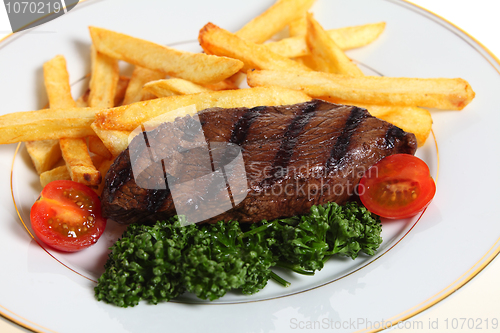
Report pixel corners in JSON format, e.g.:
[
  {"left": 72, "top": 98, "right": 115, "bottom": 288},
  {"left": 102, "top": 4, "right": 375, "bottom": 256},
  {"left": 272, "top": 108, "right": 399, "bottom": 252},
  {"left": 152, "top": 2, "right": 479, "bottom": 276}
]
[
  {"left": 30, "top": 180, "right": 107, "bottom": 252},
  {"left": 359, "top": 154, "right": 436, "bottom": 219}
]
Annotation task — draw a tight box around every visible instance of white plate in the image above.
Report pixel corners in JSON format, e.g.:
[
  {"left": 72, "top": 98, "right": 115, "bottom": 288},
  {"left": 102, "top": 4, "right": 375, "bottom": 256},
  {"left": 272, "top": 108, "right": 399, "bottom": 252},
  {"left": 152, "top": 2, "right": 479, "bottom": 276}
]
[{"left": 1, "top": 0, "right": 499, "bottom": 332}]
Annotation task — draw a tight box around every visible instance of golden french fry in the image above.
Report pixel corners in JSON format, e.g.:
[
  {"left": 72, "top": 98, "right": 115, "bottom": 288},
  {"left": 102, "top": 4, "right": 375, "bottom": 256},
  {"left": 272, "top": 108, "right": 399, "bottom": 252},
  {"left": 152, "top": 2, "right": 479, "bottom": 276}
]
[
  {"left": 225, "top": 72, "right": 247, "bottom": 87},
  {"left": 43, "top": 55, "right": 76, "bottom": 108},
  {"left": 60, "top": 138, "right": 101, "bottom": 185},
  {"left": 202, "top": 79, "right": 238, "bottom": 91},
  {"left": 247, "top": 70, "right": 475, "bottom": 110},
  {"left": 0, "top": 107, "right": 98, "bottom": 144},
  {"left": 88, "top": 136, "right": 113, "bottom": 160},
  {"left": 305, "top": 13, "right": 363, "bottom": 76},
  {"left": 94, "top": 86, "right": 312, "bottom": 131},
  {"left": 199, "top": 22, "right": 311, "bottom": 73},
  {"left": 40, "top": 165, "right": 71, "bottom": 187},
  {"left": 90, "top": 153, "right": 105, "bottom": 170},
  {"left": 321, "top": 22, "right": 385, "bottom": 51},
  {"left": 144, "top": 77, "right": 239, "bottom": 96},
  {"left": 40, "top": 53, "right": 99, "bottom": 186},
  {"left": 51, "top": 158, "right": 67, "bottom": 168},
  {"left": 89, "top": 26, "right": 243, "bottom": 84},
  {"left": 90, "top": 124, "right": 131, "bottom": 157},
  {"left": 143, "top": 78, "right": 212, "bottom": 97},
  {"left": 235, "top": 0, "right": 315, "bottom": 44},
  {"left": 114, "top": 76, "right": 131, "bottom": 106},
  {"left": 122, "top": 67, "right": 165, "bottom": 105},
  {"left": 26, "top": 55, "right": 77, "bottom": 174},
  {"left": 76, "top": 76, "right": 130, "bottom": 108},
  {"left": 69, "top": 166, "right": 101, "bottom": 185},
  {"left": 25, "top": 140, "right": 62, "bottom": 175},
  {"left": 27, "top": 55, "right": 79, "bottom": 175},
  {"left": 288, "top": 15, "right": 307, "bottom": 37},
  {"left": 94, "top": 159, "right": 114, "bottom": 197},
  {"left": 88, "top": 45, "right": 120, "bottom": 108},
  {"left": 293, "top": 55, "right": 315, "bottom": 69},
  {"left": 368, "top": 105, "right": 432, "bottom": 147},
  {"left": 267, "top": 22, "right": 386, "bottom": 58},
  {"left": 76, "top": 89, "right": 90, "bottom": 108}
]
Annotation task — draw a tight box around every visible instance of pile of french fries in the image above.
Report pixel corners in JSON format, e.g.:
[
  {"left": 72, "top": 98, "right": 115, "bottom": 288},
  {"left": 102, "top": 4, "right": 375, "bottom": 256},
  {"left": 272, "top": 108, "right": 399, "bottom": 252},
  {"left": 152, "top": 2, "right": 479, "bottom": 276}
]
[{"left": 0, "top": 0, "right": 475, "bottom": 194}]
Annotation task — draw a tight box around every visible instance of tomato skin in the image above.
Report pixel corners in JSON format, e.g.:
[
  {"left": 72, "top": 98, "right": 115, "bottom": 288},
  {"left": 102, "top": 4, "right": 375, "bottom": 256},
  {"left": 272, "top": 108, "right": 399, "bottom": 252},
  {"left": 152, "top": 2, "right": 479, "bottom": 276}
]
[
  {"left": 359, "top": 154, "right": 436, "bottom": 219},
  {"left": 30, "top": 180, "right": 106, "bottom": 252}
]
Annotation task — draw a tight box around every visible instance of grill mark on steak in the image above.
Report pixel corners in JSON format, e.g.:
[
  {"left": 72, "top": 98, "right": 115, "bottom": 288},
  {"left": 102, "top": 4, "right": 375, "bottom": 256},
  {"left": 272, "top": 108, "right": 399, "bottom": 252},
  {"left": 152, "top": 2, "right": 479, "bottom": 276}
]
[
  {"left": 216, "top": 107, "right": 265, "bottom": 169},
  {"left": 260, "top": 110, "right": 317, "bottom": 188},
  {"left": 101, "top": 100, "right": 418, "bottom": 225},
  {"left": 326, "top": 107, "right": 368, "bottom": 173},
  {"left": 229, "top": 106, "right": 265, "bottom": 145}
]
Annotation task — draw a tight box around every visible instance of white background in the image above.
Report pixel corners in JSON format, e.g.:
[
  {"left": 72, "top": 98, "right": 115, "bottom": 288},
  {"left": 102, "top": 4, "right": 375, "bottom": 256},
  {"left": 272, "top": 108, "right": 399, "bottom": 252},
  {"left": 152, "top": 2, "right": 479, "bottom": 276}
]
[{"left": 0, "top": 0, "right": 499, "bottom": 332}]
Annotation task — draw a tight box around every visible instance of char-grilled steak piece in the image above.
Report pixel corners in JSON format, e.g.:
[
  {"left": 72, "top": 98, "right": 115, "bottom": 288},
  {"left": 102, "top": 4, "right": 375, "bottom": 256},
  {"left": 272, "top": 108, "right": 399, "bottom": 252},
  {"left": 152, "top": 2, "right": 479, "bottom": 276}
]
[{"left": 101, "top": 100, "right": 417, "bottom": 225}]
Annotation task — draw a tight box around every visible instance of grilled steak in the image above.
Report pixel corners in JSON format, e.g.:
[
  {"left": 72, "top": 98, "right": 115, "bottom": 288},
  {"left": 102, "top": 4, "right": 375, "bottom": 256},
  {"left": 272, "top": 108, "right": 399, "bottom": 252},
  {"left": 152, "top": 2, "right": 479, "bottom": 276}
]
[{"left": 101, "top": 100, "right": 417, "bottom": 224}]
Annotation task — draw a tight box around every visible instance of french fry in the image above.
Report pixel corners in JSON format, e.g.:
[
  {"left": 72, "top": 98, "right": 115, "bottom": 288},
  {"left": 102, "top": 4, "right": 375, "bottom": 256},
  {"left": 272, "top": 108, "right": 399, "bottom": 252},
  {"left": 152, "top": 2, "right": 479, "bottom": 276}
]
[
  {"left": 41, "top": 52, "right": 101, "bottom": 186},
  {"left": 288, "top": 15, "right": 307, "bottom": 37},
  {"left": 43, "top": 56, "right": 77, "bottom": 108},
  {"left": 202, "top": 79, "right": 238, "bottom": 91},
  {"left": 320, "top": 21, "right": 385, "bottom": 52},
  {"left": 0, "top": 108, "right": 97, "bottom": 144},
  {"left": 90, "top": 124, "right": 131, "bottom": 157},
  {"left": 266, "top": 22, "right": 386, "bottom": 58},
  {"left": 122, "top": 66, "right": 164, "bottom": 105},
  {"left": 114, "top": 76, "right": 131, "bottom": 106},
  {"left": 88, "top": 45, "right": 120, "bottom": 108},
  {"left": 89, "top": 26, "right": 243, "bottom": 84},
  {"left": 235, "top": 0, "right": 315, "bottom": 44},
  {"left": 75, "top": 89, "right": 90, "bottom": 107},
  {"left": 59, "top": 134, "right": 101, "bottom": 185},
  {"left": 51, "top": 158, "right": 67, "bottom": 168},
  {"left": 144, "top": 77, "right": 240, "bottom": 96},
  {"left": 88, "top": 136, "right": 113, "bottom": 160},
  {"left": 199, "top": 23, "right": 311, "bottom": 73},
  {"left": 284, "top": 13, "right": 313, "bottom": 69},
  {"left": 303, "top": 17, "right": 428, "bottom": 143},
  {"left": 76, "top": 76, "right": 130, "bottom": 108},
  {"left": 365, "top": 105, "right": 432, "bottom": 147},
  {"left": 305, "top": 13, "right": 363, "bottom": 76},
  {"left": 94, "top": 159, "right": 114, "bottom": 197},
  {"left": 90, "top": 153, "right": 105, "bottom": 170},
  {"left": 40, "top": 165, "right": 71, "bottom": 187},
  {"left": 26, "top": 55, "right": 76, "bottom": 174},
  {"left": 76, "top": 47, "right": 120, "bottom": 183},
  {"left": 225, "top": 72, "right": 247, "bottom": 87},
  {"left": 247, "top": 69, "right": 475, "bottom": 110},
  {"left": 25, "top": 140, "right": 62, "bottom": 175},
  {"left": 60, "top": 138, "right": 101, "bottom": 185},
  {"left": 94, "top": 86, "right": 312, "bottom": 131},
  {"left": 143, "top": 78, "right": 212, "bottom": 97}
]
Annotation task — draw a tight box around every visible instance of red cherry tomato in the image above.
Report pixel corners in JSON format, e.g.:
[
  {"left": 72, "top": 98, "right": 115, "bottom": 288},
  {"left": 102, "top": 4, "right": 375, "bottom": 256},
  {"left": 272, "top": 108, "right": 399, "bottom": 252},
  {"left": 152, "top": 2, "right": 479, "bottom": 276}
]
[
  {"left": 359, "top": 154, "right": 436, "bottom": 219},
  {"left": 30, "top": 180, "right": 107, "bottom": 252}
]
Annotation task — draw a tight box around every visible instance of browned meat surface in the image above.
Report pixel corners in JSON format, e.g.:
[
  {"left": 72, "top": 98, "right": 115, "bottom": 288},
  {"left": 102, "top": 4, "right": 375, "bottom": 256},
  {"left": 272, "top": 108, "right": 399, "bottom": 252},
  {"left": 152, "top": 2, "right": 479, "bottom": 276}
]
[{"left": 101, "top": 100, "right": 417, "bottom": 224}]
